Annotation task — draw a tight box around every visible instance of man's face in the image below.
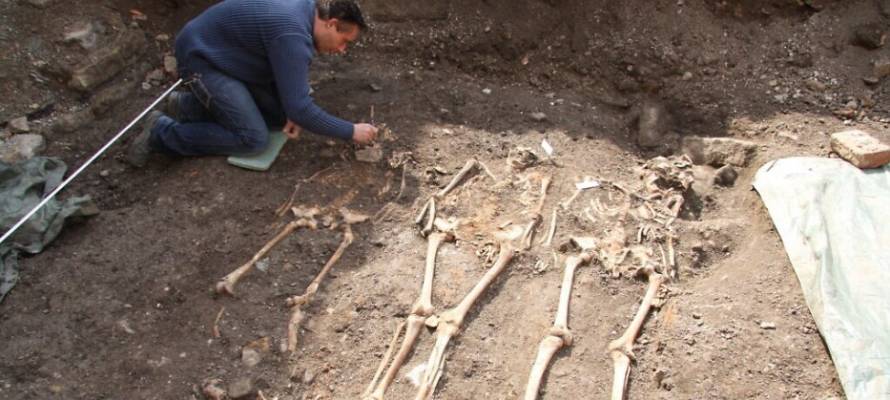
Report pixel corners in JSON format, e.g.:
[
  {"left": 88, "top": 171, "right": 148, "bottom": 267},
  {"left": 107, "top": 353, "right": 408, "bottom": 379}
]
[{"left": 315, "top": 19, "right": 360, "bottom": 54}]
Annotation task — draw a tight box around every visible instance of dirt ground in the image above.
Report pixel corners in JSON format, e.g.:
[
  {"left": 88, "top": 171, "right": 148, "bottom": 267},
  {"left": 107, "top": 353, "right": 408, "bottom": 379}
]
[{"left": 2, "top": 0, "right": 888, "bottom": 399}]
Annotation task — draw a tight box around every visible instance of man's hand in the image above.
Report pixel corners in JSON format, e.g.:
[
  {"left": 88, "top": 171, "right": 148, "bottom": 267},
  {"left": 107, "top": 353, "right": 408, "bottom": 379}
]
[
  {"left": 352, "top": 123, "right": 379, "bottom": 145},
  {"left": 283, "top": 119, "right": 302, "bottom": 140}
]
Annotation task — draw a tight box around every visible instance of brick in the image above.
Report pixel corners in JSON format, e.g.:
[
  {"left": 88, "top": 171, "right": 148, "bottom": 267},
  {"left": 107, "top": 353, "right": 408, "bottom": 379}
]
[{"left": 830, "top": 130, "right": 890, "bottom": 169}]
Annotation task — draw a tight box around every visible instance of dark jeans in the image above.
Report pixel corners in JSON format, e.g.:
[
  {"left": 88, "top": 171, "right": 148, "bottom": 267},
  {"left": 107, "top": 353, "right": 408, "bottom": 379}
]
[{"left": 151, "top": 58, "right": 287, "bottom": 156}]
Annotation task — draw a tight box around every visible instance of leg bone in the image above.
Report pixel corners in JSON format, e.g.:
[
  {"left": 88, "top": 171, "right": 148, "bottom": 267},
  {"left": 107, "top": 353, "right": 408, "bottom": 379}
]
[
  {"left": 366, "top": 315, "right": 427, "bottom": 400},
  {"left": 524, "top": 249, "right": 595, "bottom": 400},
  {"left": 415, "top": 245, "right": 516, "bottom": 400},
  {"left": 216, "top": 218, "right": 316, "bottom": 296},
  {"left": 607, "top": 267, "right": 666, "bottom": 400},
  {"left": 364, "top": 321, "right": 407, "bottom": 398},
  {"left": 286, "top": 224, "right": 355, "bottom": 352}
]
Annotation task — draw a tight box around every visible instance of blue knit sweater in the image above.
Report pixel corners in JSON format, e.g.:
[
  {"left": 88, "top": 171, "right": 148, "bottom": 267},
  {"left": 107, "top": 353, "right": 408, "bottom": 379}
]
[{"left": 175, "top": 0, "right": 354, "bottom": 140}]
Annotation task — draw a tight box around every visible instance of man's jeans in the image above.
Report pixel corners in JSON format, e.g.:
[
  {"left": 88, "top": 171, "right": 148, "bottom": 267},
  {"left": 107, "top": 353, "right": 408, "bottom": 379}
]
[{"left": 151, "top": 59, "right": 287, "bottom": 156}]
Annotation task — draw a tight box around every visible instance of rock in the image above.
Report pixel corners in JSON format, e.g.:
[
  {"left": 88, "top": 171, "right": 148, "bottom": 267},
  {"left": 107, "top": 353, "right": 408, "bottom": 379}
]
[
  {"left": 163, "top": 55, "right": 178, "bottom": 75},
  {"left": 63, "top": 22, "right": 103, "bottom": 50},
  {"left": 713, "top": 165, "right": 738, "bottom": 187},
  {"left": 68, "top": 29, "right": 147, "bottom": 92},
  {"left": 853, "top": 22, "right": 886, "bottom": 49},
  {"left": 355, "top": 144, "right": 384, "bottom": 163},
  {"left": 227, "top": 378, "right": 254, "bottom": 399},
  {"left": 874, "top": 58, "right": 890, "bottom": 79},
  {"left": 830, "top": 129, "right": 890, "bottom": 169},
  {"left": 302, "top": 369, "right": 316, "bottom": 384},
  {"left": 91, "top": 82, "right": 137, "bottom": 117},
  {"left": 364, "top": 0, "right": 448, "bottom": 22},
  {"left": 241, "top": 348, "right": 262, "bottom": 367},
  {"left": 9, "top": 116, "right": 30, "bottom": 133},
  {"left": 201, "top": 379, "right": 226, "bottom": 400},
  {"left": 54, "top": 109, "right": 93, "bottom": 133},
  {"left": 529, "top": 112, "right": 547, "bottom": 122},
  {"left": 0, "top": 134, "right": 45, "bottom": 164},
  {"left": 637, "top": 101, "right": 669, "bottom": 148},
  {"left": 804, "top": 79, "right": 827, "bottom": 92},
  {"left": 368, "top": 83, "right": 382, "bottom": 92},
  {"left": 682, "top": 136, "right": 758, "bottom": 167},
  {"left": 154, "top": 33, "right": 170, "bottom": 41},
  {"left": 145, "top": 68, "right": 165, "bottom": 83},
  {"left": 24, "top": 0, "right": 53, "bottom": 8},
  {"left": 760, "top": 321, "right": 777, "bottom": 330},
  {"left": 482, "top": 88, "right": 492, "bottom": 95}
]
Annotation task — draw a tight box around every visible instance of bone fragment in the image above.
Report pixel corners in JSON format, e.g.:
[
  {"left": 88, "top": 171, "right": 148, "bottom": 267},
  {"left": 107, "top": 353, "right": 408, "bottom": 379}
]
[
  {"left": 422, "top": 197, "right": 436, "bottom": 237},
  {"left": 414, "top": 244, "right": 516, "bottom": 400},
  {"left": 666, "top": 234, "right": 677, "bottom": 279},
  {"left": 276, "top": 184, "right": 301, "bottom": 217},
  {"left": 415, "top": 197, "right": 432, "bottom": 226},
  {"left": 523, "top": 238, "right": 595, "bottom": 400},
  {"left": 539, "top": 209, "right": 557, "bottom": 247},
  {"left": 364, "top": 321, "right": 407, "bottom": 398},
  {"left": 216, "top": 218, "right": 317, "bottom": 296},
  {"left": 412, "top": 230, "right": 456, "bottom": 316},
  {"left": 436, "top": 159, "right": 477, "bottom": 198},
  {"left": 520, "top": 176, "right": 551, "bottom": 250},
  {"left": 366, "top": 315, "right": 427, "bottom": 400},
  {"left": 212, "top": 307, "right": 225, "bottom": 338},
  {"left": 476, "top": 159, "right": 498, "bottom": 182},
  {"left": 560, "top": 189, "right": 582, "bottom": 210},
  {"left": 395, "top": 164, "right": 409, "bottom": 201},
  {"left": 286, "top": 223, "right": 355, "bottom": 353},
  {"left": 607, "top": 265, "right": 666, "bottom": 400}
]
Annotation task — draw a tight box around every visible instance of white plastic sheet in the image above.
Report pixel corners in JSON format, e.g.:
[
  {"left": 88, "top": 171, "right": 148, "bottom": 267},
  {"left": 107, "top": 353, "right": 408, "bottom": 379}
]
[{"left": 753, "top": 157, "right": 890, "bottom": 400}]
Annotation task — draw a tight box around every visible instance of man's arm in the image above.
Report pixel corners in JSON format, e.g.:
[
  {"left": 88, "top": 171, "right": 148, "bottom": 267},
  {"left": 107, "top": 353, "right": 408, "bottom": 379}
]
[{"left": 268, "top": 34, "right": 355, "bottom": 140}]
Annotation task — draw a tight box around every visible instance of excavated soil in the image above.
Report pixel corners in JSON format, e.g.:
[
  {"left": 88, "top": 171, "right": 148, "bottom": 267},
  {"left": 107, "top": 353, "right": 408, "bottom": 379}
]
[{"left": 2, "top": 0, "right": 889, "bottom": 399}]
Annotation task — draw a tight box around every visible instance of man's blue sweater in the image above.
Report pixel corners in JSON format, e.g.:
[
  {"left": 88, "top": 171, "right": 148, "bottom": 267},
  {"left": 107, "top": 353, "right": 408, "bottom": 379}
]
[{"left": 174, "top": 0, "right": 354, "bottom": 140}]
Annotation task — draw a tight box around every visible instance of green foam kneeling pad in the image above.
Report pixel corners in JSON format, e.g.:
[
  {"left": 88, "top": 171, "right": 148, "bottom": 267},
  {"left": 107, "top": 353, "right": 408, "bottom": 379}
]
[{"left": 227, "top": 130, "right": 287, "bottom": 171}]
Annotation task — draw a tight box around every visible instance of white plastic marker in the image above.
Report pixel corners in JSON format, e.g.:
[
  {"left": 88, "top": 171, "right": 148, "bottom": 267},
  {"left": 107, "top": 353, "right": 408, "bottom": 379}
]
[
  {"left": 541, "top": 139, "right": 554, "bottom": 156},
  {"left": 0, "top": 79, "right": 184, "bottom": 246},
  {"left": 575, "top": 179, "right": 601, "bottom": 190}
]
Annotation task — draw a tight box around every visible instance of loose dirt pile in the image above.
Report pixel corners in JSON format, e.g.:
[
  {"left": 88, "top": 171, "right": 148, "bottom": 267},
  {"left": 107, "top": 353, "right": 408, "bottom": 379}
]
[{"left": 2, "top": 0, "right": 888, "bottom": 399}]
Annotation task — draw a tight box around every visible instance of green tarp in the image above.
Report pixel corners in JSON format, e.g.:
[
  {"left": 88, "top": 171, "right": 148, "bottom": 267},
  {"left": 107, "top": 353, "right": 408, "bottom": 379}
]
[
  {"left": 0, "top": 157, "right": 96, "bottom": 303},
  {"left": 754, "top": 157, "right": 890, "bottom": 400}
]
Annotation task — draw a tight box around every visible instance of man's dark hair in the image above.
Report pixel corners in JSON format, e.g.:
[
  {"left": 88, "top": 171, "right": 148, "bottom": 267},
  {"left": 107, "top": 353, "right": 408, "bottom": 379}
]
[{"left": 316, "top": 0, "right": 368, "bottom": 31}]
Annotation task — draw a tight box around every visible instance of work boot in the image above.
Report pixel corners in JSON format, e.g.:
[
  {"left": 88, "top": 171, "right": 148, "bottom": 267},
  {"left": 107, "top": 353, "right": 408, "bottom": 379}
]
[
  {"left": 164, "top": 91, "right": 182, "bottom": 121},
  {"left": 126, "top": 110, "right": 163, "bottom": 167}
]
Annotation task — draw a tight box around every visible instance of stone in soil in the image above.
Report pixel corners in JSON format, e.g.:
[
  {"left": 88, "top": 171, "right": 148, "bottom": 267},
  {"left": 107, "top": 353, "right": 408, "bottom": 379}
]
[
  {"left": 830, "top": 129, "right": 890, "bottom": 169},
  {"left": 63, "top": 22, "right": 101, "bottom": 50},
  {"left": 874, "top": 58, "right": 890, "bottom": 79},
  {"left": 163, "top": 55, "right": 178, "bottom": 75},
  {"left": 9, "top": 116, "right": 30, "bottom": 133},
  {"left": 853, "top": 22, "right": 887, "bottom": 49},
  {"left": 54, "top": 109, "right": 94, "bottom": 134},
  {"left": 0, "top": 134, "right": 46, "bottom": 164},
  {"left": 356, "top": 144, "right": 384, "bottom": 163},
  {"left": 713, "top": 165, "right": 738, "bottom": 187},
  {"left": 227, "top": 378, "right": 254, "bottom": 399},
  {"left": 682, "top": 136, "right": 758, "bottom": 167},
  {"left": 68, "top": 29, "right": 147, "bottom": 92},
  {"left": 637, "top": 101, "right": 669, "bottom": 148},
  {"left": 529, "top": 112, "right": 547, "bottom": 122}
]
